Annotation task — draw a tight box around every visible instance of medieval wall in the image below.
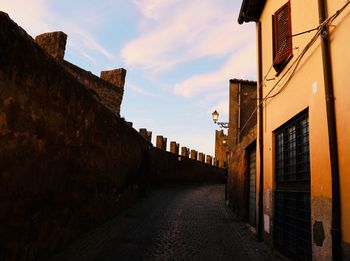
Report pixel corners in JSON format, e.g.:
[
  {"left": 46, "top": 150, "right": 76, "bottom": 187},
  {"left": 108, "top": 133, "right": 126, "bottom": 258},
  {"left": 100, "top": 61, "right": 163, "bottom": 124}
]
[
  {"left": 35, "top": 32, "right": 125, "bottom": 117},
  {"left": 0, "top": 12, "right": 224, "bottom": 261},
  {"left": 149, "top": 148, "right": 224, "bottom": 186}
]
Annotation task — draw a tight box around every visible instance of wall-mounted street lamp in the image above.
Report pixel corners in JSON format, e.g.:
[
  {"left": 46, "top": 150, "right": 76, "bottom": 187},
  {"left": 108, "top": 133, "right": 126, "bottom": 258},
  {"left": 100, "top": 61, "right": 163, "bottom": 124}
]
[{"left": 212, "top": 110, "right": 229, "bottom": 129}]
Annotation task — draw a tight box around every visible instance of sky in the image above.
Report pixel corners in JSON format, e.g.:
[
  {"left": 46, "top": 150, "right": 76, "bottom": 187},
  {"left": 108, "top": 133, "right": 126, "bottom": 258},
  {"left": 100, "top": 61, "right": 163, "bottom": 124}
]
[{"left": 0, "top": 0, "right": 256, "bottom": 156}]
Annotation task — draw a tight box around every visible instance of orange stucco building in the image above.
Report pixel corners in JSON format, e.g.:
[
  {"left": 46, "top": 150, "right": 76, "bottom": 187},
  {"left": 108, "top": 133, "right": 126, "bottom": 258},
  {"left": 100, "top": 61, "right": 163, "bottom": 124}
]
[{"left": 238, "top": 0, "right": 350, "bottom": 260}]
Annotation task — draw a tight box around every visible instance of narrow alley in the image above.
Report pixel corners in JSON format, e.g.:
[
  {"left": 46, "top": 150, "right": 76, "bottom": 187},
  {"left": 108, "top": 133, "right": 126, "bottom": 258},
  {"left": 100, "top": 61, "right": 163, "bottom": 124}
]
[{"left": 49, "top": 185, "right": 274, "bottom": 261}]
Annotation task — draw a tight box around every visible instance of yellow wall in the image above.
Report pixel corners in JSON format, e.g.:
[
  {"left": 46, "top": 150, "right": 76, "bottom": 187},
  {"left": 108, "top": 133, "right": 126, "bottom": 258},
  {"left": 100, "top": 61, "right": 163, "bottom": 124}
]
[
  {"left": 256, "top": 0, "right": 350, "bottom": 259},
  {"left": 327, "top": 0, "right": 350, "bottom": 247}
]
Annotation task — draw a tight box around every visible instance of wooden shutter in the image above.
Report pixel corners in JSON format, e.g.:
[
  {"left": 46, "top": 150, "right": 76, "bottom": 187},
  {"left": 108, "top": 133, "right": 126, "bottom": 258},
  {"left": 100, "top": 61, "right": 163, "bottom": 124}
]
[{"left": 272, "top": 1, "right": 292, "bottom": 72}]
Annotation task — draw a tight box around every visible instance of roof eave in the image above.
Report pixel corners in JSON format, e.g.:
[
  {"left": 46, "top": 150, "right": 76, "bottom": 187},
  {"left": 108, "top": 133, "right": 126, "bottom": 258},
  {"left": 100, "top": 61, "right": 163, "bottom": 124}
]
[{"left": 238, "top": 0, "right": 266, "bottom": 24}]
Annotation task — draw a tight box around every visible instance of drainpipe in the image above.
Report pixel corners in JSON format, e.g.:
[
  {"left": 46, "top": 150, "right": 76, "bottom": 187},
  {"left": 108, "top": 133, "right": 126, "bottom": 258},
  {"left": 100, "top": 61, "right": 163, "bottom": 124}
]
[
  {"left": 317, "top": 0, "right": 341, "bottom": 260},
  {"left": 257, "top": 21, "right": 264, "bottom": 242}
]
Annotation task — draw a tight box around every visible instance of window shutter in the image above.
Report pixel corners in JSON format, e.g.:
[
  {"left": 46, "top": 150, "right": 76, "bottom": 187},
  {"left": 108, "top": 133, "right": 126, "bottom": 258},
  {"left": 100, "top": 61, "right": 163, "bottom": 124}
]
[{"left": 272, "top": 1, "right": 292, "bottom": 72}]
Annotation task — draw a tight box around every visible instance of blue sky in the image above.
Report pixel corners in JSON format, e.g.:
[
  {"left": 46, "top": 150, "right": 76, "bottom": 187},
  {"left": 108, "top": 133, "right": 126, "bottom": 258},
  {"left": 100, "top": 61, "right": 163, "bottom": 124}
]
[{"left": 1, "top": 0, "right": 256, "bottom": 156}]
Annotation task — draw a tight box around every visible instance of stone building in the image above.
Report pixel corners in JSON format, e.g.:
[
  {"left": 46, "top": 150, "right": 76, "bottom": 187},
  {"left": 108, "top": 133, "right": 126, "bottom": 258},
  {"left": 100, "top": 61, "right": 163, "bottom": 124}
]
[
  {"left": 214, "top": 130, "right": 228, "bottom": 168},
  {"left": 226, "top": 79, "right": 257, "bottom": 224}
]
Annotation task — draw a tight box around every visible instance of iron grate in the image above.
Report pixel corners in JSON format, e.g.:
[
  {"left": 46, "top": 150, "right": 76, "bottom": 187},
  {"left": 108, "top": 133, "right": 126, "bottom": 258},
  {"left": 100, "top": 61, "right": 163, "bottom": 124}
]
[{"left": 274, "top": 111, "right": 311, "bottom": 260}]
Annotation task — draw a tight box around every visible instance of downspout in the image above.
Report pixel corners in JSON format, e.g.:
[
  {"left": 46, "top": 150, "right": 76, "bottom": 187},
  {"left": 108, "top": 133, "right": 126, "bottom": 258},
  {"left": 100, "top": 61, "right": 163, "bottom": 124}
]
[
  {"left": 257, "top": 21, "right": 264, "bottom": 242},
  {"left": 317, "top": 0, "right": 341, "bottom": 260}
]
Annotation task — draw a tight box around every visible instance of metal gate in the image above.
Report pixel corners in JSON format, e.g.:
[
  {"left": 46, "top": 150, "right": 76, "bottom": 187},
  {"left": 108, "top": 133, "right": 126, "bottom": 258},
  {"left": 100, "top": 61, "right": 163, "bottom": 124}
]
[
  {"left": 248, "top": 148, "right": 256, "bottom": 227},
  {"left": 274, "top": 111, "right": 311, "bottom": 260}
]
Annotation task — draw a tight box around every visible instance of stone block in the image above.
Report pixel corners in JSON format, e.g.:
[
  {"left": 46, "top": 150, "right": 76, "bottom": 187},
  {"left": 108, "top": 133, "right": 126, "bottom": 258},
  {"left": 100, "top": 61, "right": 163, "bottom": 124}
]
[
  {"left": 35, "top": 31, "right": 67, "bottom": 60},
  {"left": 139, "top": 128, "right": 152, "bottom": 142},
  {"left": 100, "top": 68, "right": 127, "bottom": 89},
  {"left": 206, "top": 155, "right": 212, "bottom": 165},
  {"left": 198, "top": 153, "right": 205, "bottom": 163},
  {"left": 181, "top": 147, "right": 189, "bottom": 158},
  {"left": 170, "top": 141, "right": 179, "bottom": 155},
  {"left": 190, "top": 150, "right": 198, "bottom": 160},
  {"left": 156, "top": 136, "right": 167, "bottom": 150}
]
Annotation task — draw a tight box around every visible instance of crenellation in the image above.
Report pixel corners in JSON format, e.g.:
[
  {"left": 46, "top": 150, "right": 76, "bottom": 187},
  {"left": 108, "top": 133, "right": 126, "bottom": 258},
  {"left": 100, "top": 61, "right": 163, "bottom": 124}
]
[
  {"left": 139, "top": 128, "right": 152, "bottom": 142},
  {"left": 35, "top": 31, "right": 67, "bottom": 60},
  {"left": 206, "top": 155, "right": 212, "bottom": 165},
  {"left": 190, "top": 150, "right": 198, "bottom": 160},
  {"left": 156, "top": 135, "right": 167, "bottom": 150},
  {"left": 181, "top": 147, "right": 189, "bottom": 158},
  {"left": 34, "top": 31, "right": 125, "bottom": 117},
  {"left": 0, "top": 12, "right": 226, "bottom": 261},
  {"left": 170, "top": 141, "right": 179, "bottom": 155},
  {"left": 100, "top": 68, "right": 126, "bottom": 90},
  {"left": 198, "top": 153, "right": 205, "bottom": 163}
]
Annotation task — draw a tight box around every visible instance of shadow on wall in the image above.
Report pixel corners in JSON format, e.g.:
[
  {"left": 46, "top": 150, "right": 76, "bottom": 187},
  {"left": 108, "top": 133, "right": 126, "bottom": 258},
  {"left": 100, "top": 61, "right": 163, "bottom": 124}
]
[{"left": 0, "top": 12, "right": 224, "bottom": 261}]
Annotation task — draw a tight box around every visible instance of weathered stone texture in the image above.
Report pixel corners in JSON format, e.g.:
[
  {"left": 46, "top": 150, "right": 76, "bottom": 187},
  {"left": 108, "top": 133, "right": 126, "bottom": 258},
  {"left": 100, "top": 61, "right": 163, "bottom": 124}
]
[
  {"left": 181, "top": 146, "right": 189, "bottom": 158},
  {"left": 206, "top": 155, "right": 212, "bottom": 165},
  {"left": 0, "top": 12, "right": 225, "bottom": 261},
  {"left": 170, "top": 141, "right": 179, "bottom": 155},
  {"left": 139, "top": 128, "right": 152, "bottom": 142},
  {"left": 227, "top": 79, "right": 257, "bottom": 220},
  {"left": 156, "top": 135, "right": 167, "bottom": 150},
  {"left": 227, "top": 128, "right": 256, "bottom": 220},
  {"left": 35, "top": 31, "right": 124, "bottom": 117},
  {"left": 35, "top": 31, "right": 67, "bottom": 60},
  {"left": 63, "top": 61, "right": 124, "bottom": 116},
  {"left": 198, "top": 152, "right": 205, "bottom": 163},
  {"left": 215, "top": 130, "right": 228, "bottom": 168},
  {"left": 100, "top": 68, "right": 126, "bottom": 89},
  {"left": 149, "top": 149, "right": 225, "bottom": 186},
  {"left": 190, "top": 150, "right": 198, "bottom": 160},
  {"left": 0, "top": 13, "right": 146, "bottom": 261}
]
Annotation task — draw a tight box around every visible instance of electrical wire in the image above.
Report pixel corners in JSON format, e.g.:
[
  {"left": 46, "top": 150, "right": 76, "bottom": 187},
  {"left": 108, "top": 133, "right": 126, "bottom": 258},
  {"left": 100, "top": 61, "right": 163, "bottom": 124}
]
[{"left": 238, "top": 0, "right": 350, "bottom": 136}]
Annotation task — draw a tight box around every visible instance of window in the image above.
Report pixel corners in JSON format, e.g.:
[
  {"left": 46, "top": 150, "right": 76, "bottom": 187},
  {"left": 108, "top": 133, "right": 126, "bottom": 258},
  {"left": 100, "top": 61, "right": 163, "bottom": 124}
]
[
  {"left": 272, "top": 1, "right": 293, "bottom": 73},
  {"left": 274, "top": 110, "right": 311, "bottom": 260}
]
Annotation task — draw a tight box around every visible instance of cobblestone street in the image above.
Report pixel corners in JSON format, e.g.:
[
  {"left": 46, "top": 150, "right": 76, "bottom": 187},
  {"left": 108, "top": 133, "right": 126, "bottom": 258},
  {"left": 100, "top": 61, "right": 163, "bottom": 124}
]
[{"left": 50, "top": 185, "right": 275, "bottom": 261}]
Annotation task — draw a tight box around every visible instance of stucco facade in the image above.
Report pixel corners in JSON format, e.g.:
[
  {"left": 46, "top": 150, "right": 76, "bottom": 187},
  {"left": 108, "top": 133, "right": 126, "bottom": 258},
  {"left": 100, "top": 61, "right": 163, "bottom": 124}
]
[{"left": 239, "top": 0, "right": 350, "bottom": 260}]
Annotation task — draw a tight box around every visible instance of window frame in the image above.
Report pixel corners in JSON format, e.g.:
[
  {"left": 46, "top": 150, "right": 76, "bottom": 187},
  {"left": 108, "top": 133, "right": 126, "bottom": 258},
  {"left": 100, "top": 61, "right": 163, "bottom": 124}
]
[{"left": 272, "top": 0, "right": 293, "bottom": 74}]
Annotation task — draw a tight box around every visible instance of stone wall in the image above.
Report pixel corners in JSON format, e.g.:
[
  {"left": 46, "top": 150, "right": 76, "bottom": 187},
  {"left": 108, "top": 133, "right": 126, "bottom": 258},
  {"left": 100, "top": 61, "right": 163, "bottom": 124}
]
[
  {"left": 149, "top": 148, "right": 225, "bottom": 186},
  {"left": 0, "top": 12, "right": 150, "bottom": 260},
  {"left": 227, "top": 79, "right": 257, "bottom": 220},
  {"left": 35, "top": 32, "right": 67, "bottom": 60},
  {"left": 0, "top": 12, "right": 224, "bottom": 261},
  {"left": 35, "top": 32, "right": 125, "bottom": 117},
  {"left": 215, "top": 130, "right": 228, "bottom": 168}
]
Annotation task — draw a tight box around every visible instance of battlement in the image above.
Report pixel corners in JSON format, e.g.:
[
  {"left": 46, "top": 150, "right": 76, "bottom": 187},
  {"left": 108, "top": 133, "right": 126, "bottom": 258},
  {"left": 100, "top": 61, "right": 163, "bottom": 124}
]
[
  {"left": 35, "top": 31, "right": 125, "bottom": 116},
  {"left": 35, "top": 31, "right": 67, "bottom": 60}
]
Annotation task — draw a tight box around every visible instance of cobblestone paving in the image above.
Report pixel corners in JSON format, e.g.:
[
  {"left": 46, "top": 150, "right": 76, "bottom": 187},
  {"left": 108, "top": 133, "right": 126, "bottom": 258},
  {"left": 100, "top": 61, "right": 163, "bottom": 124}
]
[{"left": 50, "top": 185, "right": 276, "bottom": 261}]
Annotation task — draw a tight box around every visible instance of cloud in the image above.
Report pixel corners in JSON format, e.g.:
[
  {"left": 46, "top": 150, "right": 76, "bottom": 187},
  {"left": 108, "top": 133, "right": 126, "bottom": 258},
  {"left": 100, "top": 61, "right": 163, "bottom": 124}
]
[
  {"left": 1, "top": 0, "right": 115, "bottom": 63},
  {"left": 121, "top": 0, "right": 250, "bottom": 73},
  {"left": 127, "top": 82, "right": 157, "bottom": 97},
  {"left": 0, "top": 0, "right": 51, "bottom": 35},
  {"left": 174, "top": 43, "right": 256, "bottom": 98},
  {"left": 61, "top": 22, "right": 115, "bottom": 62}
]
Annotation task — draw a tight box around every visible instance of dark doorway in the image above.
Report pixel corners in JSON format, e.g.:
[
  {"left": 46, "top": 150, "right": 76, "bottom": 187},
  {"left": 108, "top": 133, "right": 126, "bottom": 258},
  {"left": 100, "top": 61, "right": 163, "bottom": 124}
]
[{"left": 247, "top": 145, "right": 256, "bottom": 228}]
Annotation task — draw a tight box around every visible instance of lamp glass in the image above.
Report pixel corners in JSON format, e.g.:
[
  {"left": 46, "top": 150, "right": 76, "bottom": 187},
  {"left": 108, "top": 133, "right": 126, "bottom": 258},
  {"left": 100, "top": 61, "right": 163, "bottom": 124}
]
[{"left": 212, "top": 110, "right": 219, "bottom": 123}]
